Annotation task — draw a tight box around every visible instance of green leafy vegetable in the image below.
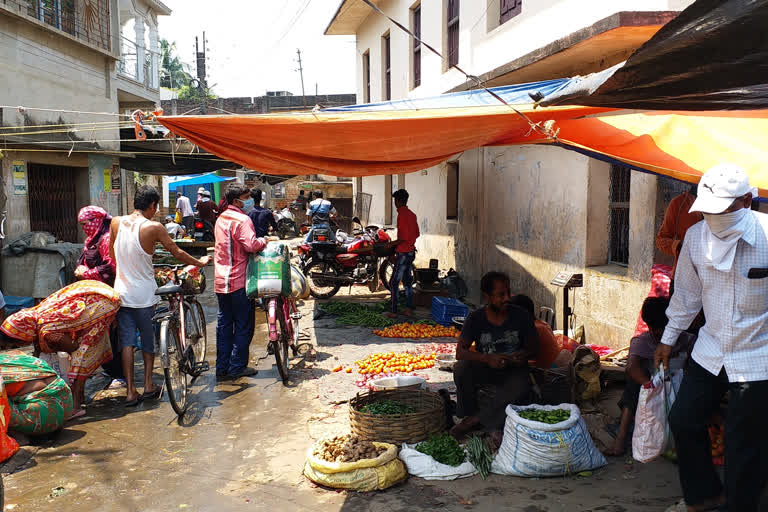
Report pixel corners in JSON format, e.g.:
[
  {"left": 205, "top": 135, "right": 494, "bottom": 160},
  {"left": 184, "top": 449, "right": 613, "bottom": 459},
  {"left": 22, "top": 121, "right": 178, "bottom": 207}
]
[
  {"left": 319, "top": 301, "right": 399, "bottom": 328},
  {"left": 415, "top": 433, "right": 466, "bottom": 467},
  {"left": 465, "top": 435, "right": 492, "bottom": 479},
  {"left": 517, "top": 408, "right": 571, "bottom": 424},
  {"left": 360, "top": 400, "right": 416, "bottom": 415}
]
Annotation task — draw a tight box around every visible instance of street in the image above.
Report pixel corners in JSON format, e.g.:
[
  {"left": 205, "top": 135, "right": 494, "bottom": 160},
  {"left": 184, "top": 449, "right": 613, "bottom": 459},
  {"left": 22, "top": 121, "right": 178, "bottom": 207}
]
[{"left": 1, "top": 274, "right": 682, "bottom": 512}]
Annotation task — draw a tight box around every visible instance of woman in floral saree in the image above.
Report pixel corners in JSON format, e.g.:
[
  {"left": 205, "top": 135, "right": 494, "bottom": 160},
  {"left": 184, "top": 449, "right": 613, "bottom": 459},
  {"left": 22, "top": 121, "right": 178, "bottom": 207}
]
[
  {"left": 0, "top": 352, "right": 73, "bottom": 435},
  {"left": 0, "top": 280, "right": 121, "bottom": 415}
]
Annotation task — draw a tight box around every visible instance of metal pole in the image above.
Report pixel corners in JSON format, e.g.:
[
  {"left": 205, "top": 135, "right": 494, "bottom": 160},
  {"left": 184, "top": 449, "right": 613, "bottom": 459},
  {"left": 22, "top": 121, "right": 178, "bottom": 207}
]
[
  {"left": 296, "top": 48, "right": 306, "bottom": 107},
  {"left": 562, "top": 287, "right": 569, "bottom": 340}
]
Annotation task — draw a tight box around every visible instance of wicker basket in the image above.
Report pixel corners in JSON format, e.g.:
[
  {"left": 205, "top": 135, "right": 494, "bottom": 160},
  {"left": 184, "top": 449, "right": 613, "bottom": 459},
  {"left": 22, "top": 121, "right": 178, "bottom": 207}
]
[{"left": 349, "top": 389, "right": 446, "bottom": 444}]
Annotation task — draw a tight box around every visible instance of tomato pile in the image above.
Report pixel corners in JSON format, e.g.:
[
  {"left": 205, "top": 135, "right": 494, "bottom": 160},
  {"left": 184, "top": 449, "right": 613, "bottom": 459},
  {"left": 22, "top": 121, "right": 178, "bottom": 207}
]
[
  {"left": 408, "top": 343, "right": 456, "bottom": 355},
  {"left": 355, "top": 351, "right": 437, "bottom": 374},
  {"left": 373, "top": 323, "right": 460, "bottom": 339}
]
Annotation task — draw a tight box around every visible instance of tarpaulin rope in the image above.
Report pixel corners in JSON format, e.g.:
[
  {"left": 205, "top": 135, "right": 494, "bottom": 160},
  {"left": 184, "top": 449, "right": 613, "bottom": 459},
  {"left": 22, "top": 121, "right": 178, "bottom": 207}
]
[{"left": 360, "top": 0, "right": 559, "bottom": 140}]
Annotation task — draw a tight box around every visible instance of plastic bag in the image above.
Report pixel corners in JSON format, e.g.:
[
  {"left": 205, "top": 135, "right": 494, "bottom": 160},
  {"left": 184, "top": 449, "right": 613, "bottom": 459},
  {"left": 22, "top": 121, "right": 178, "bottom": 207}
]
[
  {"left": 398, "top": 443, "right": 476, "bottom": 480},
  {"left": 290, "top": 265, "right": 310, "bottom": 300},
  {"left": 491, "top": 403, "right": 607, "bottom": 477},
  {"left": 0, "top": 377, "right": 20, "bottom": 463},
  {"left": 303, "top": 441, "right": 406, "bottom": 491},
  {"left": 174, "top": 211, "right": 182, "bottom": 224},
  {"left": 246, "top": 242, "right": 291, "bottom": 298},
  {"left": 632, "top": 366, "right": 682, "bottom": 463}
]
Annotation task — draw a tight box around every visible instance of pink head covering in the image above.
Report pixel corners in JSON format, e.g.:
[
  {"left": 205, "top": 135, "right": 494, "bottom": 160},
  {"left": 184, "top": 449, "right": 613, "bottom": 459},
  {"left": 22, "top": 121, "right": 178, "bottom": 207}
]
[{"left": 78, "top": 206, "right": 108, "bottom": 247}]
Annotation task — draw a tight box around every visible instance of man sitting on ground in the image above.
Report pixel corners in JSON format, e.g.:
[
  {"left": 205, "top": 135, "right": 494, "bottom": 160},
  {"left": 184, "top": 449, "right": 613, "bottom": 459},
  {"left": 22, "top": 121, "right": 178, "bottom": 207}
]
[
  {"left": 164, "top": 215, "right": 186, "bottom": 239},
  {"left": 451, "top": 272, "right": 539, "bottom": 440},
  {"left": 604, "top": 296, "right": 695, "bottom": 456}
]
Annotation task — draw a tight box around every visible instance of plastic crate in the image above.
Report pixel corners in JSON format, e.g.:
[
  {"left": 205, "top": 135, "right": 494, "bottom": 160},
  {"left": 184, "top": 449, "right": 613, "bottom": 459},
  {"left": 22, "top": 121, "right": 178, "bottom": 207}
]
[
  {"left": 431, "top": 296, "right": 469, "bottom": 326},
  {"left": 4, "top": 296, "right": 34, "bottom": 315}
]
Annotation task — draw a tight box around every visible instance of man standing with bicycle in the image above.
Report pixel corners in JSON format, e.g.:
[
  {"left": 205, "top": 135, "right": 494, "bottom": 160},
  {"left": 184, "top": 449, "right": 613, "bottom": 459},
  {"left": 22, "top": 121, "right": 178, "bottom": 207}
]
[
  {"left": 110, "top": 185, "right": 210, "bottom": 407},
  {"left": 214, "top": 183, "right": 267, "bottom": 380}
]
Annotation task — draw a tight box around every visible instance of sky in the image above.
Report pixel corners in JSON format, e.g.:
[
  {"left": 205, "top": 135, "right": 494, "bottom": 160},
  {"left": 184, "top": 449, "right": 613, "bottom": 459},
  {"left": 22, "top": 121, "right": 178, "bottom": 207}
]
[{"left": 159, "top": 1, "right": 357, "bottom": 98}]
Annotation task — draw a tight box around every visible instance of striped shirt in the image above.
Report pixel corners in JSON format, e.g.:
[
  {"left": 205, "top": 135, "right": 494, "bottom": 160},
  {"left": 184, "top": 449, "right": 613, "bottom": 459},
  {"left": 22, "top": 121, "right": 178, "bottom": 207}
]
[
  {"left": 661, "top": 210, "right": 768, "bottom": 382},
  {"left": 214, "top": 206, "right": 266, "bottom": 294}
]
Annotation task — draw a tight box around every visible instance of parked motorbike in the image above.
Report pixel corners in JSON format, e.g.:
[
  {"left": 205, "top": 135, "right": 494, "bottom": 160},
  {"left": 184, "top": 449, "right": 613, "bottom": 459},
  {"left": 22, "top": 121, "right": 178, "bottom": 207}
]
[
  {"left": 192, "top": 216, "right": 214, "bottom": 242},
  {"left": 273, "top": 205, "right": 299, "bottom": 239},
  {"left": 298, "top": 217, "right": 394, "bottom": 299}
]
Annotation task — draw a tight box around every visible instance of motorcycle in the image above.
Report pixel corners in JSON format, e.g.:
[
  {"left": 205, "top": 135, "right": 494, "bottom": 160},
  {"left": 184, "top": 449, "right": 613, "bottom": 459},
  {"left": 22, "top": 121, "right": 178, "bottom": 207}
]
[
  {"left": 273, "top": 205, "right": 299, "bottom": 239},
  {"left": 192, "top": 216, "right": 214, "bottom": 242},
  {"left": 298, "top": 217, "right": 394, "bottom": 299}
]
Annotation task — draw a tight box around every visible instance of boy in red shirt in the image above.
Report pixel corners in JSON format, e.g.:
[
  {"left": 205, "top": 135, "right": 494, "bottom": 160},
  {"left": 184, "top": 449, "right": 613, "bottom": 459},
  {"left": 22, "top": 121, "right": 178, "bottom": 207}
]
[{"left": 385, "top": 189, "right": 419, "bottom": 318}]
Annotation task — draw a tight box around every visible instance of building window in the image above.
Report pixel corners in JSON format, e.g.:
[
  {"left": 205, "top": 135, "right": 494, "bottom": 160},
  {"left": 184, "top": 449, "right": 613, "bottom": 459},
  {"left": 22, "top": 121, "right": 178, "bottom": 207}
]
[
  {"left": 446, "top": 161, "right": 459, "bottom": 220},
  {"left": 382, "top": 33, "right": 391, "bottom": 101},
  {"left": 500, "top": 0, "right": 522, "bottom": 25},
  {"left": 412, "top": 4, "right": 421, "bottom": 88},
  {"left": 446, "top": 0, "right": 460, "bottom": 69},
  {"left": 609, "top": 164, "right": 631, "bottom": 266},
  {"left": 362, "top": 50, "right": 371, "bottom": 103},
  {"left": 28, "top": 0, "right": 77, "bottom": 36}
]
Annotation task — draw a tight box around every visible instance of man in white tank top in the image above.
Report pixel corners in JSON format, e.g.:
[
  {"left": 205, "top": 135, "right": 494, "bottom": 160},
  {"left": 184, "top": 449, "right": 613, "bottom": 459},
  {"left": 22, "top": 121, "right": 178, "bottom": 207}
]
[{"left": 110, "top": 185, "right": 210, "bottom": 406}]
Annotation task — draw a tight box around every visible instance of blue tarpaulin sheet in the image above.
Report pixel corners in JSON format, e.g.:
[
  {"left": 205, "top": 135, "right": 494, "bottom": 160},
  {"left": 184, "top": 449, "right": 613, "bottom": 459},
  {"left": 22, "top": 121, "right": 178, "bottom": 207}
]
[
  {"left": 168, "top": 173, "right": 234, "bottom": 190},
  {"left": 322, "top": 79, "right": 571, "bottom": 112}
]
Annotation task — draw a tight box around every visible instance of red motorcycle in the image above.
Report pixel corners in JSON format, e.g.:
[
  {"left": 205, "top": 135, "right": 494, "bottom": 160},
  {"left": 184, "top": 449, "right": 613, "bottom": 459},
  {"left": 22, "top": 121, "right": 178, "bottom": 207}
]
[{"left": 298, "top": 217, "right": 395, "bottom": 299}]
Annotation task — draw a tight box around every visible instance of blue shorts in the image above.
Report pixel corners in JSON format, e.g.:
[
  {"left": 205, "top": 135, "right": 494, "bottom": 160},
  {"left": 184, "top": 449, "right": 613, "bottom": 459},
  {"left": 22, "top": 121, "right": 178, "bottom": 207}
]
[{"left": 117, "top": 306, "right": 156, "bottom": 354}]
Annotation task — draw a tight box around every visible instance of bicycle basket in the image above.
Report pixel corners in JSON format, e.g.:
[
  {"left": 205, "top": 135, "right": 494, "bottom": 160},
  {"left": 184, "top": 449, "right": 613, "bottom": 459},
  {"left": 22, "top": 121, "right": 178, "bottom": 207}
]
[{"left": 182, "top": 270, "right": 206, "bottom": 295}]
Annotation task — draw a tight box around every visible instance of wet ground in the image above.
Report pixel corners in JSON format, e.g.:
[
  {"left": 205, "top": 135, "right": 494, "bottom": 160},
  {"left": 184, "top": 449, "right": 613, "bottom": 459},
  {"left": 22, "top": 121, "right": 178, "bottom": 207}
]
[{"left": 1, "top": 269, "right": 685, "bottom": 512}]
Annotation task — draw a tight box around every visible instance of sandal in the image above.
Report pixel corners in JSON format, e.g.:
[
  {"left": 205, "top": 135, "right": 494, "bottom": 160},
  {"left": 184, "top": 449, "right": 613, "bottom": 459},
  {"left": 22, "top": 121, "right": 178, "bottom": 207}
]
[
  {"left": 68, "top": 409, "right": 86, "bottom": 421},
  {"left": 142, "top": 388, "right": 161, "bottom": 400},
  {"left": 124, "top": 395, "right": 144, "bottom": 407}
]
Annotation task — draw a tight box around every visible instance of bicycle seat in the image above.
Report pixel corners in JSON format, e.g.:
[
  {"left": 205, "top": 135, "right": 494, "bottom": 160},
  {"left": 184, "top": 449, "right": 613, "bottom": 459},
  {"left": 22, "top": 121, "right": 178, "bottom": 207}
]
[{"left": 155, "top": 283, "right": 182, "bottom": 296}]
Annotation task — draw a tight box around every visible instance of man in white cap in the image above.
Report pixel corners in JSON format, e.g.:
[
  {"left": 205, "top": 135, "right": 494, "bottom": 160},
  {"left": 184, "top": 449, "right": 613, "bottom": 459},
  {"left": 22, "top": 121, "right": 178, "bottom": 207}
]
[{"left": 655, "top": 164, "right": 768, "bottom": 512}]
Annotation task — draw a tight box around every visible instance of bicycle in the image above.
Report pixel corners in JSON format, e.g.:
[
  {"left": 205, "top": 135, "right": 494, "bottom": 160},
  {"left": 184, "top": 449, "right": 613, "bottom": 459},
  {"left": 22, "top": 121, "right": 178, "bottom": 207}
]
[
  {"left": 153, "top": 265, "right": 209, "bottom": 416},
  {"left": 262, "top": 293, "right": 301, "bottom": 384}
]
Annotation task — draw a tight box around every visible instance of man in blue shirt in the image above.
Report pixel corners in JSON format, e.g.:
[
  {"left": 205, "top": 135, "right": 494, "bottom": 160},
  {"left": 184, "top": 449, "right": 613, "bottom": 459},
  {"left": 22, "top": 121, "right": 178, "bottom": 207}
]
[{"left": 247, "top": 188, "right": 277, "bottom": 237}]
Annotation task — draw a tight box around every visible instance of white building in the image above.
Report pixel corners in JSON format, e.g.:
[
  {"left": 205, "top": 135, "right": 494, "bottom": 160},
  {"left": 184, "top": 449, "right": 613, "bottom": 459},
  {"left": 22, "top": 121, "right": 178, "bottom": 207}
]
[
  {"left": 327, "top": 0, "right": 696, "bottom": 347},
  {"left": 0, "top": 0, "right": 169, "bottom": 242}
]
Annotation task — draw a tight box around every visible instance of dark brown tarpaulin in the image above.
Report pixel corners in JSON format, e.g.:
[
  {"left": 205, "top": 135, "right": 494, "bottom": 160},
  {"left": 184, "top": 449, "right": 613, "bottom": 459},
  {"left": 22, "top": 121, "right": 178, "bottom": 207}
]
[{"left": 540, "top": 0, "right": 768, "bottom": 110}]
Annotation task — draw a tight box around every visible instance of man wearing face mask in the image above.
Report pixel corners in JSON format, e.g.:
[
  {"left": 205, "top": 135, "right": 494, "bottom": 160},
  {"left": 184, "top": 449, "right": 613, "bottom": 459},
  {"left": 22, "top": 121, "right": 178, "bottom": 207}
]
[
  {"left": 213, "top": 183, "right": 267, "bottom": 380},
  {"left": 654, "top": 164, "right": 768, "bottom": 512}
]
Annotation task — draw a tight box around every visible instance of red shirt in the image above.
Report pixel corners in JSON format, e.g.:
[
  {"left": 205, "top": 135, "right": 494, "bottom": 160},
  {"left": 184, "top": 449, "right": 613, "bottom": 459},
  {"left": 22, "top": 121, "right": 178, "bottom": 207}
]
[{"left": 395, "top": 206, "right": 419, "bottom": 253}]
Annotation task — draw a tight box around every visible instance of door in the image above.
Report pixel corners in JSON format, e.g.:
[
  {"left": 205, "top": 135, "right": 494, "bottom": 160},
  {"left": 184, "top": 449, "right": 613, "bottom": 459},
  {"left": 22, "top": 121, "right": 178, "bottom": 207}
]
[{"left": 27, "top": 164, "right": 79, "bottom": 242}]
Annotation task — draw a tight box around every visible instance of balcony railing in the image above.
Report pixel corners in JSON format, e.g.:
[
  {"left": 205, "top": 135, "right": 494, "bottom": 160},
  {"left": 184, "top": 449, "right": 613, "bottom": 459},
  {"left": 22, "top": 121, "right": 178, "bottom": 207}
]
[
  {"left": 1, "top": 0, "right": 112, "bottom": 52},
  {"left": 117, "top": 35, "right": 159, "bottom": 91}
]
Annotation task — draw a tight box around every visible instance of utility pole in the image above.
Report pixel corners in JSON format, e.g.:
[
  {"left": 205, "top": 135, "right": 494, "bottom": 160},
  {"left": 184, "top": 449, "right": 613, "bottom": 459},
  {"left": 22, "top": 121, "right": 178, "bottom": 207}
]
[
  {"left": 195, "top": 32, "right": 208, "bottom": 114},
  {"left": 296, "top": 48, "right": 306, "bottom": 107}
]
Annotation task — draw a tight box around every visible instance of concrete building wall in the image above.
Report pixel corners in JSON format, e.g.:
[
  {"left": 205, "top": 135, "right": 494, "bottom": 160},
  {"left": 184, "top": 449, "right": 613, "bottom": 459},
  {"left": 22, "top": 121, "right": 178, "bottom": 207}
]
[
  {"left": 354, "top": 0, "right": 695, "bottom": 102},
  {"left": 0, "top": 14, "right": 120, "bottom": 150}
]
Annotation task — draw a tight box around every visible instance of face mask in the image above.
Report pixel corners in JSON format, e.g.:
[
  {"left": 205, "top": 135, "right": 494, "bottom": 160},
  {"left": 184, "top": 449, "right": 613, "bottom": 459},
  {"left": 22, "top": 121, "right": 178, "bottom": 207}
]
[
  {"left": 702, "top": 208, "right": 748, "bottom": 238},
  {"left": 239, "top": 198, "right": 255, "bottom": 213}
]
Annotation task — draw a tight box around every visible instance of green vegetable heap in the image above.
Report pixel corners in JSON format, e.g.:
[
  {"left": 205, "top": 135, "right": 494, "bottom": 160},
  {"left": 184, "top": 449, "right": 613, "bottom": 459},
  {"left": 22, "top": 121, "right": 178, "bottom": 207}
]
[
  {"left": 415, "top": 433, "right": 466, "bottom": 467},
  {"left": 517, "top": 408, "right": 571, "bottom": 424},
  {"left": 360, "top": 400, "right": 416, "bottom": 415},
  {"left": 319, "top": 301, "right": 398, "bottom": 328},
  {"left": 465, "top": 435, "right": 492, "bottom": 479}
]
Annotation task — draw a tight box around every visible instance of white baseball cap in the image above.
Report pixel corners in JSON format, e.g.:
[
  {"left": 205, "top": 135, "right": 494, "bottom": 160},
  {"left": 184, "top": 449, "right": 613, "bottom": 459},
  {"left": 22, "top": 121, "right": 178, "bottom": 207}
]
[
  {"left": 689, "top": 163, "right": 757, "bottom": 214},
  {"left": 197, "top": 187, "right": 206, "bottom": 194}
]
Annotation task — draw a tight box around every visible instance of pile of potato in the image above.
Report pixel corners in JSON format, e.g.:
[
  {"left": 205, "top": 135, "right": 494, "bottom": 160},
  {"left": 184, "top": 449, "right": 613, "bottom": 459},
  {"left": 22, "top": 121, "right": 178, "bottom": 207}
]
[{"left": 313, "top": 435, "right": 386, "bottom": 463}]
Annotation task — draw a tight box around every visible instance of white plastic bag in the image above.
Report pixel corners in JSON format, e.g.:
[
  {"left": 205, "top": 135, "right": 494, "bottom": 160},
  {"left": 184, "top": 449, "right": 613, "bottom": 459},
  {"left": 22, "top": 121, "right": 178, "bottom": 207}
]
[
  {"left": 632, "top": 366, "right": 682, "bottom": 463},
  {"left": 399, "top": 443, "right": 476, "bottom": 480},
  {"left": 491, "top": 403, "right": 607, "bottom": 477}
]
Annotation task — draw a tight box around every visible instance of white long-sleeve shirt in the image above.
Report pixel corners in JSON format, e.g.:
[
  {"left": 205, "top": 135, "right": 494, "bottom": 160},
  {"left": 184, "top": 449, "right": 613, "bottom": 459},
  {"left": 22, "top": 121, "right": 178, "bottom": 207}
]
[{"left": 661, "top": 210, "right": 768, "bottom": 382}]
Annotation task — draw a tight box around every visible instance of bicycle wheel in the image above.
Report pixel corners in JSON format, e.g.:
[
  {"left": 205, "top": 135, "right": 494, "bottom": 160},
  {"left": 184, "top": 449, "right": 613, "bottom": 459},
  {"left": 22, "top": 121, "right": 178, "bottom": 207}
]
[
  {"left": 185, "top": 299, "right": 207, "bottom": 366},
  {"left": 273, "top": 302, "right": 290, "bottom": 384},
  {"left": 161, "top": 319, "right": 188, "bottom": 416}
]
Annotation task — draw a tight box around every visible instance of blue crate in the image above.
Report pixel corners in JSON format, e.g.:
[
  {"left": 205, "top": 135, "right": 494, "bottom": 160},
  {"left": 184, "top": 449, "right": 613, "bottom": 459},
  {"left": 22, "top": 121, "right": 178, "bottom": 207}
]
[
  {"left": 4, "top": 296, "right": 34, "bottom": 315},
  {"left": 431, "top": 296, "right": 469, "bottom": 326}
]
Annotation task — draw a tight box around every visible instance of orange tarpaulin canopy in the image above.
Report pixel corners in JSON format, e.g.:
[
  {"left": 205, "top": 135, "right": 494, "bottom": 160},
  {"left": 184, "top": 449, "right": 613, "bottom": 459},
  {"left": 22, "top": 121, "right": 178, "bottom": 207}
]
[
  {"left": 156, "top": 105, "right": 768, "bottom": 195},
  {"left": 156, "top": 104, "right": 608, "bottom": 177}
]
